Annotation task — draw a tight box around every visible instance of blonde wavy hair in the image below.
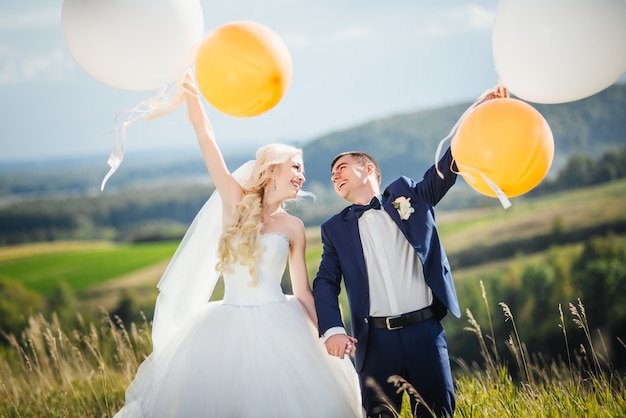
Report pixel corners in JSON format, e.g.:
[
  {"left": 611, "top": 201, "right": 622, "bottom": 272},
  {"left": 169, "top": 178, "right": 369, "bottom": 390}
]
[{"left": 216, "top": 144, "right": 304, "bottom": 281}]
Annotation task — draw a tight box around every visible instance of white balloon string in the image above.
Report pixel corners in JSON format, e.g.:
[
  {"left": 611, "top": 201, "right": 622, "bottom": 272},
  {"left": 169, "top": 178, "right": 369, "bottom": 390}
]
[
  {"left": 480, "top": 172, "right": 512, "bottom": 209},
  {"left": 99, "top": 120, "right": 128, "bottom": 191},
  {"left": 450, "top": 163, "right": 511, "bottom": 209},
  {"left": 100, "top": 71, "right": 189, "bottom": 191},
  {"left": 434, "top": 84, "right": 509, "bottom": 179},
  {"left": 433, "top": 84, "right": 512, "bottom": 209},
  {"left": 433, "top": 102, "right": 474, "bottom": 179}
]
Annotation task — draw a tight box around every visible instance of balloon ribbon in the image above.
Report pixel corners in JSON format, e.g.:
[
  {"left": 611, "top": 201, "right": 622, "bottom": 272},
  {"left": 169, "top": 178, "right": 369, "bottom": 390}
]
[
  {"left": 434, "top": 84, "right": 512, "bottom": 209},
  {"left": 100, "top": 72, "right": 188, "bottom": 191}
]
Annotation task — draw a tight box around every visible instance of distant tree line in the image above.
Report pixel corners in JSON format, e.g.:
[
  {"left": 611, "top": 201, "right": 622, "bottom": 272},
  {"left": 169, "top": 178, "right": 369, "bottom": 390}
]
[
  {"left": 0, "top": 185, "right": 211, "bottom": 245},
  {"left": 0, "top": 148, "right": 624, "bottom": 246},
  {"left": 448, "top": 234, "right": 626, "bottom": 373},
  {"left": 531, "top": 147, "right": 626, "bottom": 194}
]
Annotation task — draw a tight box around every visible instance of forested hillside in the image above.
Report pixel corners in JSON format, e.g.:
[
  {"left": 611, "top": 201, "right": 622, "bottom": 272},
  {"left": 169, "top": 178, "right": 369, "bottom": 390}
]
[
  {"left": 1, "top": 147, "right": 625, "bottom": 245},
  {"left": 1, "top": 83, "right": 624, "bottom": 198},
  {"left": 301, "top": 82, "right": 626, "bottom": 187},
  {"left": 0, "top": 83, "right": 624, "bottom": 245}
]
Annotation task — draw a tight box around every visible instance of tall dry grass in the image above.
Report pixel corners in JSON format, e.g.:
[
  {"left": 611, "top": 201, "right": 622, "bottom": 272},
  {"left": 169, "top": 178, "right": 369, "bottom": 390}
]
[
  {"left": 0, "top": 308, "right": 151, "bottom": 417},
  {"left": 384, "top": 281, "right": 626, "bottom": 417},
  {"left": 0, "top": 285, "right": 624, "bottom": 417}
]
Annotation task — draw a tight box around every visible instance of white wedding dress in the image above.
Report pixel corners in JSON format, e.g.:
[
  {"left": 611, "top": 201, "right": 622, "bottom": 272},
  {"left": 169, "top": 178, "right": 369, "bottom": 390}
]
[{"left": 114, "top": 232, "right": 363, "bottom": 418}]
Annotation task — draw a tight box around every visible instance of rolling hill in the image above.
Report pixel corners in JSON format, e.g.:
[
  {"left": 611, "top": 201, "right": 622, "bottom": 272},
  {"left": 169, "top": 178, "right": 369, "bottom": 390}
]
[
  {"left": 301, "top": 82, "right": 626, "bottom": 188},
  {"left": 0, "top": 83, "right": 624, "bottom": 244},
  {"left": 1, "top": 83, "right": 624, "bottom": 199}
]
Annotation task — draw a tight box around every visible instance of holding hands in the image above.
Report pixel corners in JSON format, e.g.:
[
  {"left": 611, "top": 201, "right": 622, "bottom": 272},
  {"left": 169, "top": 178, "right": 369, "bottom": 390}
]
[{"left": 326, "top": 334, "right": 358, "bottom": 359}]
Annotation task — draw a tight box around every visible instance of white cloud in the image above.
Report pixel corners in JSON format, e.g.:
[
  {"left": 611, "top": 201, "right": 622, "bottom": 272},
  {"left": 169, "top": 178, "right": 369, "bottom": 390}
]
[
  {"left": 283, "top": 32, "right": 312, "bottom": 48},
  {"left": 0, "top": 44, "right": 75, "bottom": 84},
  {"left": 0, "top": 4, "right": 75, "bottom": 84},
  {"left": 415, "top": 4, "right": 495, "bottom": 39},
  {"left": 327, "top": 26, "right": 371, "bottom": 43},
  {"left": 0, "top": 46, "right": 18, "bottom": 83},
  {"left": 0, "top": 8, "right": 59, "bottom": 31},
  {"left": 23, "top": 46, "right": 74, "bottom": 80},
  {"left": 449, "top": 4, "right": 495, "bottom": 30}
]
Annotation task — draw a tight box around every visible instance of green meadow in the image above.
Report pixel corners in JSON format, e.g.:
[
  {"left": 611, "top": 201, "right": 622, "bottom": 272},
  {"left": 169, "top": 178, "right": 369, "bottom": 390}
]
[
  {"left": 6, "top": 179, "right": 626, "bottom": 295},
  {"left": 1, "top": 179, "right": 626, "bottom": 416},
  {"left": 0, "top": 241, "right": 178, "bottom": 295}
]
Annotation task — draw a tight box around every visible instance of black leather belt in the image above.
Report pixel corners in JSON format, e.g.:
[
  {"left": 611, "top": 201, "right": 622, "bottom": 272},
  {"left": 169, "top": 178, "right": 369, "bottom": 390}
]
[{"left": 369, "top": 306, "right": 435, "bottom": 330}]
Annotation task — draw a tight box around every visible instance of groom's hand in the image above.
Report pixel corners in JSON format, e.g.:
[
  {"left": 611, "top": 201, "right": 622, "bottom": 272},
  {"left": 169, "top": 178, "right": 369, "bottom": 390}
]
[{"left": 325, "top": 334, "right": 358, "bottom": 359}]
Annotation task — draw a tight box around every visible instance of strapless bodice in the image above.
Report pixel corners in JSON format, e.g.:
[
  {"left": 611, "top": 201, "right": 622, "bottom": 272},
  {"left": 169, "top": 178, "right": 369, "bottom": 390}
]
[{"left": 221, "top": 233, "right": 290, "bottom": 306}]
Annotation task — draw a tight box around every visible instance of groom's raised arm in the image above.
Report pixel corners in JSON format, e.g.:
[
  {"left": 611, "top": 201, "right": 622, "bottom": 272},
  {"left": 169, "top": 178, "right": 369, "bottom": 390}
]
[{"left": 415, "top": 147, "right": 458, "bottom": 206}]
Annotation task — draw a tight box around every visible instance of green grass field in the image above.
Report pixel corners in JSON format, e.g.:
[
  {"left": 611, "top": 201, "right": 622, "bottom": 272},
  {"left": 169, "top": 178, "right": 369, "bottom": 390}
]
[
  {"left": 0, "top": 240, "right": 178, "bottom": 294},
  {"left": 1, "top": 180, "right": 626, "bottom": 417},
  {"left": 2, "top": 179, "right": 626, "bottom": 298},
  {"left": 438, "top": 178, "right": 626, "bottom": 254}
]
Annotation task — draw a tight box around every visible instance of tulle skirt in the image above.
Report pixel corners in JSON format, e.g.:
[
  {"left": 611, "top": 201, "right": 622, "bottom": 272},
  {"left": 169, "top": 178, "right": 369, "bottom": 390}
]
[{"left": 114, "top": 296, "right": 363, "bottom": 417}]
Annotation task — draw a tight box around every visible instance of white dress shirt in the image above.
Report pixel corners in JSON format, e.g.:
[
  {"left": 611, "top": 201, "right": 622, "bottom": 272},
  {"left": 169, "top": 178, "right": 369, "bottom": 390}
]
[
  {"left": 323, "top": 197, "right": 432, "bottom": 339},
  {"left": 358, "top": 203, "right": 432, "bottom": 316}
]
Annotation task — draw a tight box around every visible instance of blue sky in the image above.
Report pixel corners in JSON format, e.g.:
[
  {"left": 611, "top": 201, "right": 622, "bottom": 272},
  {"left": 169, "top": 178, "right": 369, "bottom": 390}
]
[{"left": 0, "top": 1, "right": 622, "bottom": 164}]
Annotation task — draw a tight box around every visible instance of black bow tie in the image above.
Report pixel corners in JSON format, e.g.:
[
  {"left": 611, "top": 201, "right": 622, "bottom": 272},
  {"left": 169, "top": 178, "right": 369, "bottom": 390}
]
[{"left": 352, "top": 197, "right": 382, "bottom": 218}]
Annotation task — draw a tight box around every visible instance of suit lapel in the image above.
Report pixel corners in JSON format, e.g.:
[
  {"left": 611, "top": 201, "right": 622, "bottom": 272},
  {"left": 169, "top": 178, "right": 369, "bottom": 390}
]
[
  {"left": 343, "top": 209, "right": 368, "bottom": 281},
  {"left": 382, "top": 194, "right": 409, "bottom": 238}
]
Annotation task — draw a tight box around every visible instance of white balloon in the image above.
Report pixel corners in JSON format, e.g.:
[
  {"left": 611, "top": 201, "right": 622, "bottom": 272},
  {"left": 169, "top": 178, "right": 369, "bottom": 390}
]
[
  {"left": 492, "top": 0, "right": 626, "bottom": 104},
  {"left": 62, "top": 0, "right": 204, "bottom": 91}
]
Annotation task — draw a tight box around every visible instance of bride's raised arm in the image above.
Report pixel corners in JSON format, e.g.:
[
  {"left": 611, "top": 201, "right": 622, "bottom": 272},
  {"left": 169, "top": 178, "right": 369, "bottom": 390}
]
[{"left": 183, "top": 76, "right": 243, "bottom": 210}]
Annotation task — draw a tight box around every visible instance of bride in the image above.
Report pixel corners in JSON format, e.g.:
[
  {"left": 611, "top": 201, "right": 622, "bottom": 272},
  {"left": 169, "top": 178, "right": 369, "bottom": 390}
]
[{"left": 113, "top": 76, "right": 363, "bottom": 417}]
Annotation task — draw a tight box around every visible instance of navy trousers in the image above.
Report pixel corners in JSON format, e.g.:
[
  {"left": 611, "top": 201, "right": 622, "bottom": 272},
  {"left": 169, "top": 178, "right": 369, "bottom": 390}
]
[{"left": 359, "top": 317, "right": 455, "bottom": 418}]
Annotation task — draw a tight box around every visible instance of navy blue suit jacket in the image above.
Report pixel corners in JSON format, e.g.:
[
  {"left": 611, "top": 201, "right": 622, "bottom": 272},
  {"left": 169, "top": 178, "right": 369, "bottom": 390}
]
[{"left": 313, "top": 148, "right": 461, "bottom": 372}]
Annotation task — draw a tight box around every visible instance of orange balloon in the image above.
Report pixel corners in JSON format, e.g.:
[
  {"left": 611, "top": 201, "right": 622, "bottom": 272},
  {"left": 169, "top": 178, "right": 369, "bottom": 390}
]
[
  {"left": 195, "top": 21, "right": 292, "bottom": 117},
  {"left": 451, "top": 98, "right": 554, "bottom": 198}
]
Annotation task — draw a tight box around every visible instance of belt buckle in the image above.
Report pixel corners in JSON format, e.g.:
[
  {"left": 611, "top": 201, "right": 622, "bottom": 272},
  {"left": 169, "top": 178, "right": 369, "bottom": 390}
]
[{"left": 385, "top": 315, "right": 403, "bottom": 330}]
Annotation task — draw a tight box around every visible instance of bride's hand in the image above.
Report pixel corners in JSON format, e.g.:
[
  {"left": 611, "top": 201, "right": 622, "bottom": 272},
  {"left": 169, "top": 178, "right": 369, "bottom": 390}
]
[
  {"left": 326, "top": 334, "right": 357, "bottom": 359},
  {"left": 345, "top": 339, "right": 357, "bottom": 357},
  {"left": 182, "top": 72, "right": 207, "bottom": 126},
  {"left": 182, "top": 70, "right": 200, "bottom": 100}
]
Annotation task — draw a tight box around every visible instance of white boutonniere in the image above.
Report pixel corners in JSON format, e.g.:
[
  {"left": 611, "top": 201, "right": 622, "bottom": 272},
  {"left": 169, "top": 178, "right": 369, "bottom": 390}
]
[{"left": 392, "top": 196, "right": 414, "bottom": 220}]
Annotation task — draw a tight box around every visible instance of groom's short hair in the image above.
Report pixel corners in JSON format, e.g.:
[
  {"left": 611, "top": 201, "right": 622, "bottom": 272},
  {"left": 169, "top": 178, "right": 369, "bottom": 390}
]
[{"left": 331, "top": 151, "right": 381, "bottom": 185}]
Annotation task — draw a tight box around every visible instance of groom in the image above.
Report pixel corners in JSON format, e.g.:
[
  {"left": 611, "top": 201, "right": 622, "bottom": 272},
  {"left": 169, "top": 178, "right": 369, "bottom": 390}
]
[{"left": 313, "top": 146, "right": 460, "bottom": 418}]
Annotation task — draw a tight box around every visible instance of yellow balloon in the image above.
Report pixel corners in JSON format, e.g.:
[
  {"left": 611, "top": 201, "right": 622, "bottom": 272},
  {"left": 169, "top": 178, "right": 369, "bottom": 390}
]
[
  {"left": 195, "top": 21, "right": 292, "bottom": 117},
  {"left": 451, "top": 98, "right": 554, "bottom": 198}
]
